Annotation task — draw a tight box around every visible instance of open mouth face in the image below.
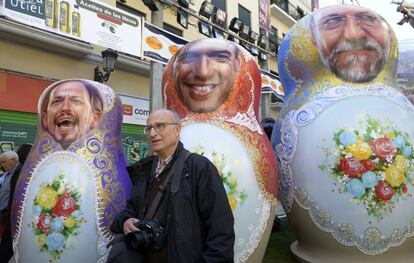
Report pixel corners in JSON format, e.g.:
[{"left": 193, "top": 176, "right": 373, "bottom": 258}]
[
  {"left": 42, "top": 81, "right": 101, "bottom": 148},
  {"left": 55, "top": 114, "right": 78, "bottom": 135},
  {"left": 50, "top": 113, "right": 82, "bottom": 146}
]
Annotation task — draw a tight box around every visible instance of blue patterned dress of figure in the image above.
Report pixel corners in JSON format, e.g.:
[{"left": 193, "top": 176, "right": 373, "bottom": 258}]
[{"left": 273, "top": 5, "right": 414, "bottom": 262}]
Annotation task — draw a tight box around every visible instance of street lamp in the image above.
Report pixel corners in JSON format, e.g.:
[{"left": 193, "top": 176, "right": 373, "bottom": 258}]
[
  {"left": 199, "top": 1, "right": 215, "bottom": 19},
  {"left": 94, "top": 48, "right": 118, "bottom": 83},
  {"left": 177, "top": 8, "right": 188, "bottom": 29}
]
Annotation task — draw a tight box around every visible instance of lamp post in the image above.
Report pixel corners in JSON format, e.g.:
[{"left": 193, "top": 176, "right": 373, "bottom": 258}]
[
  {"left": 148, "top": 1, "right": 164, "bottom": 112},
  {"left": 94, "top": 48, "right": 118, "bottom": 83}
]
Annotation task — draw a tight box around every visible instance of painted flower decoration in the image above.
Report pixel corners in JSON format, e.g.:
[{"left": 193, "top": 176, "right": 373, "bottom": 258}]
[
  {"left": 35, "top": 186, "right": 58, "bottom": 210},
  {"left": 32, "top": 173, "right": 86, "bottom": 260},
  {"left": 339, "top": 157, "right": 365, "bottom": 178},
  {"left": 52, "top": 194, "right": 76, "bottom": 217},
  {"left": 346, "top": 141, "right": 372, "bottom": 161},
  {"left": 348, "top": 179, "right": 365, "bottom": 197},
  {"left": 375, "top": 181, "right": 394, "bottom": 201},
  {"left": 37, "top": 213, "right": 52, "bottom": 234},
  {"left": 193, "top": 146, "right": 248, "bottom": 211},
  {"left": 361, "top": 171, "right": 379, "bottom": 188},
  {"left": 339, "top": 131, "right": 357, "bottom": 146},
  {"left": 369, "top": 137, "right": 397, "bottom": 162},
  {"left": 321, "top": 116, "right": 414, "bottom": 220}
]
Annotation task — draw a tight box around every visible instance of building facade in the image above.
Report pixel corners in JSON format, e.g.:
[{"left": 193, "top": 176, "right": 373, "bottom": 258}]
[{"left": 0, "top": 0, "right": 312, "bottom": 160}]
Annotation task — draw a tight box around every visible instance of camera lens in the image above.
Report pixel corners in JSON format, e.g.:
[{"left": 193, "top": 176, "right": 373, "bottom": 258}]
[{"left": 126, "top": 230, "right": 153, "bottom": 251}]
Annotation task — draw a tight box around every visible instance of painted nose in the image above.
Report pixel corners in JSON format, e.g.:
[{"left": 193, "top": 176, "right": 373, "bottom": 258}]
[
  {"left": 192, "top": 55, "right": 210, "bottom": 77},
  {"left": 61, "top": 98, "right": 71, "bottom": 110},
  {"left": 343, "top": 18, "right": 366, "bottom": 41}
]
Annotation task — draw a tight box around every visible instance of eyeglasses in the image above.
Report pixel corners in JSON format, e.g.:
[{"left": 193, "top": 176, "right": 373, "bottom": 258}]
[
  {"left": 144, "top": 122, "right": 179, "bottom": 135},
  {"left": 319, "top": 13, "right": 380, "bottom": 32}
]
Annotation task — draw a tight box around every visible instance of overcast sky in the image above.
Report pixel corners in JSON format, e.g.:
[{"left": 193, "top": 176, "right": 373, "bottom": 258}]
[{"left": 319, "top": 0, "right": 414, "bottom": 41}]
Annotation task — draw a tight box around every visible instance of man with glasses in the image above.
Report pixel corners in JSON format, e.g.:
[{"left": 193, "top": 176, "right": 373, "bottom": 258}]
[
  {"left": 311, "top": 5, "right": 391, "bottom": 83},
  {"left": 108, "top": 109, "right": 234, "bottom": 263}
]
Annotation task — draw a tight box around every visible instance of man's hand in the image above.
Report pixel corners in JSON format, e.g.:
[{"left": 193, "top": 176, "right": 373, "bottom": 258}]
[{"left": 123, "top": 218, "right": 140, "bottom": 235}]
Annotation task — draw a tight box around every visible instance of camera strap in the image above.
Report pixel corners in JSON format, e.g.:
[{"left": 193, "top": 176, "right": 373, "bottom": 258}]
[{"left": 145, "top": 149, "right": 191, "bottom": 220}]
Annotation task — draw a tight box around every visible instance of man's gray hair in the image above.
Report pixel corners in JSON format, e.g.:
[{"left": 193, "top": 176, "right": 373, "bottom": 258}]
[
  {"left": 150, "top": 109, "right": 181, "bottom": 124},
  {"left": 171, "top": 110, "right": 181, "bottom": 124},
  {"left": 0, "top": 151, "right": 19, "bottom": 162}
]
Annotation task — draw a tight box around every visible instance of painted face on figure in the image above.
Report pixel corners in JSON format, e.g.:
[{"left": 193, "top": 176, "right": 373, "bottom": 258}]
[
  {"left": 42, "top": 81, "right": 102, "bottom": 148},
  {"left": 173, "top": 39, "right": 241, "bottom": 113},
  {"left": 313, "top": 6, "right": 390, "bottom": 82},
  {"left": 145, "top": 110, "right": 181, "bottom": 158}
]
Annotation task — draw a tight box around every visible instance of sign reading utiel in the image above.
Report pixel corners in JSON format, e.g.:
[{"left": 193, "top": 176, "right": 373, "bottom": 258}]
[{"left": 0, "top": 0, "right": 142, "bottom": 57}]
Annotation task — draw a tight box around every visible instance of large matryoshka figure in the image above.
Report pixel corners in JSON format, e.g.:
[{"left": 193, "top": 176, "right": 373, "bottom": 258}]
[
  {"left": 11, "top": 80, "right": 132, "bottom": 262},
  {"left": 273, "top": 5, "right": 414, "bottom": 262},
  {"left": 162, "top": 38, "right": 278, "bottom": 262}
]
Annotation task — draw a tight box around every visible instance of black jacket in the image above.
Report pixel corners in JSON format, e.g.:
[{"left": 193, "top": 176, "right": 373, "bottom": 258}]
[
  {"left": 111, "top": 142, "right": 235, "bottom": 263},
  {"left": 0, "top": 162, "right": 23, "bottom": 263}
]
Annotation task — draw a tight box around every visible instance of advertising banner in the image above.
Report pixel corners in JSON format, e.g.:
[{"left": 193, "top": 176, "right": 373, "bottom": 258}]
[
  {"left": 259, "top": 0, "right": 271, "bottom": 31},
  {"left": 261, "top": 70, "right": 284, "bottom": 100},
  {"left": 0, "top": 0, "right": 142, "bottom": 57},
  {"left": 119, "top": 94, "right": 149, "bottom": 125},
  {"left": 142, "top": 21, "right": 188, "bottom": 64}
]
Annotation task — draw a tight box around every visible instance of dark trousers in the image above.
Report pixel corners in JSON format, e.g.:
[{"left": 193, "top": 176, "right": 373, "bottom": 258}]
[
  {"left": 0, "top": 234, "right": 12, "bottom": 263},
  {"left": 106, "top": 238, "right": 146, "bottom": 263},
  {"left": 0, "top": 211, "right": 13, "bottom": 263}
]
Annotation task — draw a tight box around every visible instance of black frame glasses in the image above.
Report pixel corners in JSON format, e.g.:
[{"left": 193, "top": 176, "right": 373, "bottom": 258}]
[{"left": 144, "top": 122, "right": 179, "bottom": 135}]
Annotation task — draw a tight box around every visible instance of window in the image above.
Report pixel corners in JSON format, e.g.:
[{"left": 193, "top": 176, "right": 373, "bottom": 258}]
[
  {"left": 238, "top": 4, "right": 250, "bottom": 27},
  {"left": 211, "top": 0, "right": 227, "bottom": 27},
  {"left": 271, "top": 26, "right": 278, "bottom": 39},
  {"left": 116, "top": 1, "right": 145, "bottom": 18},
  {"left": 212, "top": 0, "right": 226, "bottom": 12},
  {"left": 269, "top": 27, "right": 278, "bottom": 53},
  {"left": 272, "top": 0, "right": 288, "bottom": 13},
  {"left": 297, "top": 7, "right": 304, "bottom": 19},
  {"left": 163, "top": 23, "right": 183, "bottom": 37}
]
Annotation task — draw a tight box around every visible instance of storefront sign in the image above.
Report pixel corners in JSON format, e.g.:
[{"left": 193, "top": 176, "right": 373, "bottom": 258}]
[
  {"left": 0, "top": 0, "right": 142, "bottom": 57},
  {"left": 119, "top": 94, "right": 149, "bottom": 125},
  {"left": 142, "top": 21, "right": 188, "bottom": 64}
]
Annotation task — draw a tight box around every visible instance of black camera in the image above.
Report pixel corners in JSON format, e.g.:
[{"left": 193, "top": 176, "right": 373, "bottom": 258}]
[{"left": 125, "top": 219, "right": 167, "bottom": 251}]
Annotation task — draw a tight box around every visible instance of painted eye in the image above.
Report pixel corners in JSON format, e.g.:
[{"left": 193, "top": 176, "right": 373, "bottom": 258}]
[
  {"left": 358, "top": 14, "right": 378, "bottom": 27},
  {"left": 321, "top": 16, "right": 346, "bottom": 30}
]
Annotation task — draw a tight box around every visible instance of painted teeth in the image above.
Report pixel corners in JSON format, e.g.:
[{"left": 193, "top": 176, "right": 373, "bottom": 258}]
[{"left": 192, "top": 85, "right": 213, "bottom": 91}]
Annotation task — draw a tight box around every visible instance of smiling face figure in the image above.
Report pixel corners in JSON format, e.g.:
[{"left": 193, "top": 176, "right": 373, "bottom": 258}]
[
  {"left": 312, "top": 6, "right": 390, "bottom": 83},
  {"left": 173, "top": 39, "right": 241, "bottom": 113},
  {"left": 42, "top": 81, "right": 102, "bottom": 148}
]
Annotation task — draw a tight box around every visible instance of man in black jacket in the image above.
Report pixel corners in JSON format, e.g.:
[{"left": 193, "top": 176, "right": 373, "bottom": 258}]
[{"left": 108, "top": 109, "right": 234, "bottom": 263}]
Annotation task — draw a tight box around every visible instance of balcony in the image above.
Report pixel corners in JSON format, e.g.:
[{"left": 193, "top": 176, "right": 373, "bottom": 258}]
[{"left": 270, "top": 0, "right": 301, "bottom": 27}]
